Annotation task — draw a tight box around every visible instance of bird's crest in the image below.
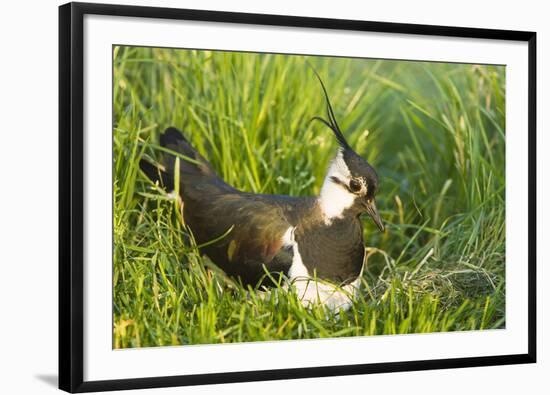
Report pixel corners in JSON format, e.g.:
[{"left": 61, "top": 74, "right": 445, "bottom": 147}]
[{"left": 310, "top": 68, "right": 352, "bottom": 150}]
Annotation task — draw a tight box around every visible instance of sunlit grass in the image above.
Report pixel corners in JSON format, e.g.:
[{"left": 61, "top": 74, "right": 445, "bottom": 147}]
[{"left": 113, "top": 46, "right": 505, "bottom": 348}]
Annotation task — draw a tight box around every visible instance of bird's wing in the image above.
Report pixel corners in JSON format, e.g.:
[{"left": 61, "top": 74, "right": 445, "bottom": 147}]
[{"left": 184, "top": 193, "right": 299, "bottom": 285}]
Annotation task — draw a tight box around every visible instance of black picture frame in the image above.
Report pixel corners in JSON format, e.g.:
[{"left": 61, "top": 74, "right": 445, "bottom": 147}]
[{"left": 59, "top": 2, "right": 537, "bottom": 393}]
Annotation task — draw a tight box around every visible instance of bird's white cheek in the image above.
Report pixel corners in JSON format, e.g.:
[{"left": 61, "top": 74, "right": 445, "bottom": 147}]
[
  {"left": 318, "top": 150, "right": 355, "bottom": 224},
  {"left": 318, "top": 183, "right": 355, "bottom": 224}
]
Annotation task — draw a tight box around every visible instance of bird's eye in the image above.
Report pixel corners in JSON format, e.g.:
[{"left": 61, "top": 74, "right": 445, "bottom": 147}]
[{"left": 349, "top": 179, "right": 362, "bottom": 193}]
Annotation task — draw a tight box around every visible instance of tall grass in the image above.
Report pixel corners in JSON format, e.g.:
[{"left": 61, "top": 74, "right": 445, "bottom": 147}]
[{"left": 113, "top": 46, "right": 505, "bottom": 348}]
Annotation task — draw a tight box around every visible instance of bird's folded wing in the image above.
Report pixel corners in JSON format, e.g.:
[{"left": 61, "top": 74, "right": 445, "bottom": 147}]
[{"left": 186, "top": 193, "right": 295, "bottom": 278}]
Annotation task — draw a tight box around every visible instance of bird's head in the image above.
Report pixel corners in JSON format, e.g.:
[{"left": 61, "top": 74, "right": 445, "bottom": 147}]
[{"left": 312, "top": 73, "right": 384, "bottom": 232}]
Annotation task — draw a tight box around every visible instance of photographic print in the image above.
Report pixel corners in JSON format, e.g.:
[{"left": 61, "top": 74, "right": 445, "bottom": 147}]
[
  {"left": 113, "top": 46, "right": 506, "bottom": 348},
  {"left": 60, "top": 4, "right": 536, "bottom": 391}
]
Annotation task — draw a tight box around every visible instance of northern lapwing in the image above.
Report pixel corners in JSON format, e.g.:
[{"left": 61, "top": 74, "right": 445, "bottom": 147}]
[{"left": 140, "top": 76, "right": 384, "bottom": 310}]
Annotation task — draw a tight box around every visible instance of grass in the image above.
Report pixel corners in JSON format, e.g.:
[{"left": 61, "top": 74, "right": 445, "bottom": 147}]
[{"left": 113, "top": 46, "right": 506, "bottom": 348}]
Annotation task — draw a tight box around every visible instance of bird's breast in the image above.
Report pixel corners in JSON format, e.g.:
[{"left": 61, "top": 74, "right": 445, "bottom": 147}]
[{"left": 295, "top": 218, "right": 365, "bottom": 284}]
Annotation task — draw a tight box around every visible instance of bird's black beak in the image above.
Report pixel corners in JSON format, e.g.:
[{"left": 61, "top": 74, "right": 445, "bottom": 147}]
[{"left": 365, "top": 199, "right": 385, "bottom": 232}]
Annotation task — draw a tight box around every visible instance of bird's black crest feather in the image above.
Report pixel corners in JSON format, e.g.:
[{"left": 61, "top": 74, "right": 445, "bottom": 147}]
[{"left": 309, "top": 68, "right": 351, "bottom": 150}]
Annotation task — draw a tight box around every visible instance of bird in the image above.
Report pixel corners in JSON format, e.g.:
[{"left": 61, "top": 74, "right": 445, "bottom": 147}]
[{"left": 139, "top": 75, "right": 384, "bottom": 311}]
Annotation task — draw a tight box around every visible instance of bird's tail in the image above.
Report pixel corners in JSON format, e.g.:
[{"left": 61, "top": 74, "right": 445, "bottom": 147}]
[{"left": 139, "top": 127, "right": 215, "bottom": 191}]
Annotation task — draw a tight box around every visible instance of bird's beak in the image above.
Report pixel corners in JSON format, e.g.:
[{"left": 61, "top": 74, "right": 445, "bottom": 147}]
[{"left": 365, "top": 199, "right": 385, "bottom": 232}]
